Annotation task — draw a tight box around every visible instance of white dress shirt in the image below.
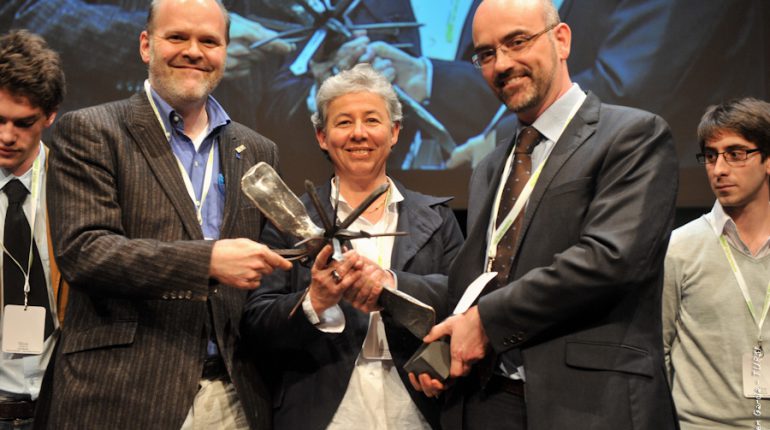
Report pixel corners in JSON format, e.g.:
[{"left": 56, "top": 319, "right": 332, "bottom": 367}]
[
  {"left": 304, "top": 177, "right": 431, "bottom": 429},
  {"left": 0, "top": 143, "right": 56, "bottom": 401},
  {"left": 705, "top": 200, "right": 770, "bottom": 259}
]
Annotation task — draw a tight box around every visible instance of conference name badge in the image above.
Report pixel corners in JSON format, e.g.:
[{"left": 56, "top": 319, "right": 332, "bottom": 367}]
[
  {"left": 743, "top": 351, "right": 770, "bottom": 399},
  {"left": 1, "top": 304, "right": 45, "bottom": 354}
]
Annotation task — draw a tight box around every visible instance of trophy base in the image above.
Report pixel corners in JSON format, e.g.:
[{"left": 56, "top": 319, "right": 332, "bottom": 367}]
[{"left": 404, "top": 338, "right": 451, "bottom": 382}]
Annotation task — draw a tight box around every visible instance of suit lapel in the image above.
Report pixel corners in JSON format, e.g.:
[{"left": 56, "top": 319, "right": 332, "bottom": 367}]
[
  {"left": 218, "top": 126, "right": 244, "bottom": 239},
  {"left": 449, "top": 142, "right": 512, "bottom": 305},
  {"left": 469, "top": 139, "right": 514, "bottom": 231},
  {"left": 390, "top": 184, "right": 446, "bottom": 271},
  {"left": 44, "top": 146, "right": 67, "bottom": 324},
  {"left": 510, "top": 93, "right": 600, "bottom": 265},
  {"left": 125, "top": 94, "right": 203, "bottom": 240}
]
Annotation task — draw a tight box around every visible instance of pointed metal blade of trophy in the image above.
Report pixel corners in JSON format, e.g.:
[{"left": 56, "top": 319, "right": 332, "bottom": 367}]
[
  {"left": 304, "top": 180, "right": 334, "bottom": 234},
  {"left": 338, "top": 182, "right": 389, "bottom": 230},
  {"left": 241, "top": 162, "right": 324, "bottom": 242}
]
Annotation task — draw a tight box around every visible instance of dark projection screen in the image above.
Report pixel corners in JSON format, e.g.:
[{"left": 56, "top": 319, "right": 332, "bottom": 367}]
[{"left": 2, "top": 0, "right": 768, "bottom": 208}]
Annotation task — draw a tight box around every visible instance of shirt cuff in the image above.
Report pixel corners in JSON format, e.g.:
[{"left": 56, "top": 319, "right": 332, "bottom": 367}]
[
  {"left": 302, "top": 290, "right": 345, "bottom": 332},
  {"left": 387, "top": 269, "right": 398, "bottom": 290}
]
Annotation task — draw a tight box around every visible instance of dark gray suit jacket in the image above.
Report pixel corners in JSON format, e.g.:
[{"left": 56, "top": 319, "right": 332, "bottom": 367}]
[
  {"left": 40, "top": 93, "right": 278, "bottom": 429},
  {"left": 431, "top": 92, "right": 679, "bottom": 429},
  {"left": 242, "top": 180, "right": 463, "bottom": 430}
]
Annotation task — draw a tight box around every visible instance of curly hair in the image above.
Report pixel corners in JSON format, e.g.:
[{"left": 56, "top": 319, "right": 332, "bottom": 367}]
[{"left": 0, "top": 29, "right": 65, "bottom": 115}]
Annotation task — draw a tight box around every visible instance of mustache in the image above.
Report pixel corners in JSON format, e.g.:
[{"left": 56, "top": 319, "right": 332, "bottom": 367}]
[
  {"left": 170, "top": 60, "right": 214, "bottom": 73},
  {"left": 494, "top": 68, "right": 531, "bottom": 89}
]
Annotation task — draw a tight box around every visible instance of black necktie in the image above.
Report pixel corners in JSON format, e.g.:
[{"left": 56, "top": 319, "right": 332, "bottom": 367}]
[
  {"left": 3, "top": 179, "right": 53, "bottom": 338},
  {"left": 490, "top": 126, "right": 542, "bottom": 284}
]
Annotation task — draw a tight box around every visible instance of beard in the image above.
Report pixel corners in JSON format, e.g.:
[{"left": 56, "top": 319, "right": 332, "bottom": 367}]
[
  {"left": 148, "top": 51, "right": 223, "bottom": 110},
  {"left": 494, "top": 45, "right": 559, "bottom": 114}
]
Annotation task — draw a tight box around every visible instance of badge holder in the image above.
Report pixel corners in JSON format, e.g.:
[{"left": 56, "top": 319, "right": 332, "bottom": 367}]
[{"left": 2, "top": 304, "right": 45, "bottom": 354}]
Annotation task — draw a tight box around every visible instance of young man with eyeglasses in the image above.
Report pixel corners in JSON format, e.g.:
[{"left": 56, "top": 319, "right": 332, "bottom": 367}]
[{"left": 663, "top": 97, "right": 770, "bottom": 429}]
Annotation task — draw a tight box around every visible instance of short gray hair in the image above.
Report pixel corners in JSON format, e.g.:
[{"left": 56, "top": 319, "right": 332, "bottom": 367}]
[{"left": 311, "top": 63, "right": 403, "bottom": 131}]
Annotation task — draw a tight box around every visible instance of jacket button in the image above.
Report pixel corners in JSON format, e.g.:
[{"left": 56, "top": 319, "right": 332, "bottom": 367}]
[{"left": 162, "top": 293, "right": 169, "bottom": 300}]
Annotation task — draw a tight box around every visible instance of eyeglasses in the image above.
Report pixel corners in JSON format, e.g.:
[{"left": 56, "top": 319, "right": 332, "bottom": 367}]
[
  {"left": 471, "top": 23, "right": 558, "bottom": 69},
  {"left": 696, "top": 148, "right": 762, "bottom": 166}
]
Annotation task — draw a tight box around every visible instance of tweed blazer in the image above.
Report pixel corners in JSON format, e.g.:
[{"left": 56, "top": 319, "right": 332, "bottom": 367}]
[
  {"left": 242, "top": 179, "right": 464, "bottom": 430},
  {"left": 39, "top": 93, "right": 278, "bottom": 429}
]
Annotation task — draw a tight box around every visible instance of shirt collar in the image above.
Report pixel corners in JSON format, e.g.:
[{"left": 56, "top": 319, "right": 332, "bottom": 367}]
[
  {"left": 145, "top": 80, "right": 230, "bottom": 140},
  {"left": 705, "top": 200, "right": 734, "bottom": 237},
  {"left": 330, "top": 176, "right": 405, "bottom": 214},
  {"left": 705, "top": 200, "right": 770, "bottom": 258},
  {"left": 526, "top": 82, "right": 586, "bottom": 144},
  {"left": 0, "top": 141, "right": 44, "bottom": 193}
]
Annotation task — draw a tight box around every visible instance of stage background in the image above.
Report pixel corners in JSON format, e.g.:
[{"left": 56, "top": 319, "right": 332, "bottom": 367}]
[{"left": 2, "top": 0, "right": 768, "bottom": 216}]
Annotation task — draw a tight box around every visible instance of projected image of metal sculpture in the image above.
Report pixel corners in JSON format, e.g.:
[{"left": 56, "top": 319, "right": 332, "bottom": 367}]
[{"left": 250, "top": 0, "right": 458, "bottom": 168}]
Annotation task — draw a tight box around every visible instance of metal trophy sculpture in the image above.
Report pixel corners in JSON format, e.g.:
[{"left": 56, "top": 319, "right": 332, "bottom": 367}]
[{"left": 241, "top": 162, "right": 437, "bottom": 341}]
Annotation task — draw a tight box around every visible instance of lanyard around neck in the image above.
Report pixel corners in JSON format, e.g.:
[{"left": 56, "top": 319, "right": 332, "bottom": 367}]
[
  {"left": 174, "top": 149, "right": 215, "bottom": 226},
  {"left": 486, "top": 160, "right": 546, "bottom": 269},
  {"left": 484, "top": 97, "right": 584, "bottom": 272},
  {"left": 1, "top": 154, "right": 43, "bottom": 304},
  {"left": 719, "top": 235, "right": 770, "bottom": 341},
  {"left": 145, "top": 81, "right": 215, "bottom": 227}
]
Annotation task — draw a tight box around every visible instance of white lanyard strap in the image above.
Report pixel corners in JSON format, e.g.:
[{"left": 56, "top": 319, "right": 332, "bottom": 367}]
[
  {"left": 487, "top": 161, "right": 546, "bottom": 262},
  {"left": 145, "top": 80, "right": 215, "bottom": 226},
  {"left": 484, "top": 97, "right": 584, "bottom": 273},
  {"left": 175, "top": 148, "right": 215, "bottom": 226},
  {"left": 1, "top": 154, "right": 43, "bottom": 304},
  {"left": 719, "top": 235, "right": 770, "bottom": 338},
  {"left": 145, "top": 80, "right": 172, "bottom": 141}
]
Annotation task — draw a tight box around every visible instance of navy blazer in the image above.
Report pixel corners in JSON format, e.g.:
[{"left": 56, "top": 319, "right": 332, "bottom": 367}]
[{"left": 242, "top": 179, "right": 463, "bottom": 430}]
